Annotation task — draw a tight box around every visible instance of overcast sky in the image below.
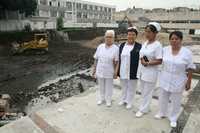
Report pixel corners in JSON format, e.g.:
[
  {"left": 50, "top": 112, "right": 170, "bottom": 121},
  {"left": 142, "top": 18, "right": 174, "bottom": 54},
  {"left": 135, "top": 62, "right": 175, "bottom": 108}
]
[{"left": 87, "top": 0, "right": 200, "bottom": 11}]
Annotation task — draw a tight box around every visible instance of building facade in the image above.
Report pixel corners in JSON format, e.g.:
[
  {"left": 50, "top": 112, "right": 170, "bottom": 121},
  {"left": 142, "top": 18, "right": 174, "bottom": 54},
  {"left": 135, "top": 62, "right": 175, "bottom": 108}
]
[
  {"left": 36, "top": 0, "right": 116, "bottom": 24},
  {"left": 0, "top": 0, "right": 118, "bottom": 31},
  {"left": 114, "top": 7, "right": 200, "bottom": 34}
]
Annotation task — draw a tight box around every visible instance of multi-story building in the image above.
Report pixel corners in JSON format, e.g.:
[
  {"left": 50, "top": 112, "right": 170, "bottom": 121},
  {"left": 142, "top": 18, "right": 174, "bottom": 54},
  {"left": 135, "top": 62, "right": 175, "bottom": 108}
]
[
  {"left": 114, "top": 7, "right": 200, "bottom": 34},
  {"left": 35, "top": 0, "right": 117, "bottom": 27},
  {"left": 0, "top": 0, "right": 118, "bottom": 31}
]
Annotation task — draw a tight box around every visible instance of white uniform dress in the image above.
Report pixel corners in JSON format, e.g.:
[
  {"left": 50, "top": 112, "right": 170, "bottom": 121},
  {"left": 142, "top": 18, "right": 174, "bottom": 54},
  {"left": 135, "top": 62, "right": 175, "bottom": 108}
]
[
  {"left": 94, "top": 43, "right": 119, "bottom": 103},
  {"left": 139, "top": 41, "right": 162, "bottom": 113},
  {"left": 158, "top": 46, "right": 195, "bottom": 123},
  {"left": 120, "top": 43, "right": 138, "bottom": 106}
]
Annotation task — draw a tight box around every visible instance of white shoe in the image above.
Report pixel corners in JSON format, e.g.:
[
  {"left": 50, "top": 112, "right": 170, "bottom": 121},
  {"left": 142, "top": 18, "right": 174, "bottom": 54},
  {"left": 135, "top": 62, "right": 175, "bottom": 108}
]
[
  {"left": 126, "top": 104, "right": 132, "bottom": 109},
  {"left": 136, "top": 111, "right": 144, "bottom": 118},
  {"left": 154, "top": 114, "right": 166, "bottom": 119},
  {"left": 97, "top": 100, "right": 103, "bottom": 105},
  {"left": 106, "top": 102, "right": 112, "bottom": 107},
  {"left": 118, "top": 101, "right": 125, "bottom": 106},
  {"left": 170, "top": 122, "right": 177, "bottom": 128}
]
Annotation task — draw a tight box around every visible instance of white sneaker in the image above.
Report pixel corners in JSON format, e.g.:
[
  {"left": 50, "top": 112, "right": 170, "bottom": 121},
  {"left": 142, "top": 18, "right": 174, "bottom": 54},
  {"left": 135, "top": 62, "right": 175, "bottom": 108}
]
[
  {"left": 154, "top": 114, "right": 166, "bottom": 119},
  {"left": 118, "top": 101, "right": 125, "bottom": 106},
  {"left": 126, "top": 104, "right": 132, "bottom": 109},
  {"left": 136, "top": 111, "right": 144, "bottom": 118},
  {"left": 170, "top": 122, "right": 177, "bottom": 128},
  {"left": 106, "top": 102, "right": 112, "bottom": 107},
  {"left": 97, "top": 100, "right": 103, "bottom": 105}
]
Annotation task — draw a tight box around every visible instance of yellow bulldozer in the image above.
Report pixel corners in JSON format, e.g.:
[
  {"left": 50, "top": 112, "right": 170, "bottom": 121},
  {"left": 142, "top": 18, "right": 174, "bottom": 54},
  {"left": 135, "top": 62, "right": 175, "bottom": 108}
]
[{"left": 11, "top": 33, "right": 48, "bottom": 55}]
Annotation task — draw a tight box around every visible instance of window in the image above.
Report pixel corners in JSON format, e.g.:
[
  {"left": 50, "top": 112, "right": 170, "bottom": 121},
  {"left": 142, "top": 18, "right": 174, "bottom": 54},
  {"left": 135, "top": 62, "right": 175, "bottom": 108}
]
[
  {"left": 76, "top": 3, "right": 82, "bottom": 9},
  {"left": 77, "top": 12, "right": 82, "bottom": 18},
  {"left": 65, "top": 12, "right": 72, "bottom": 19},
  {"left": 40, "top": 0, "right": 47, "bottom": 5},
  {"left": 66, "top": 2, "right": 72, "bottom": 10},
  {"left": 89, "top": 5, "right": 93, "bottom": 10},
  {"left": 83, "top": 4, "right": 87, "bottom": 10},
  {"left": 100, "top": 7, "right": 103, "bottom": 11},
  {"left": 50, "top": 10, "right": 57, "bottom": 17},
  {"left": 59, "top": 11, "right": 64, "bottom": 17},
  {"left": 83, "top": 13, "right": 88, "bottom": 19},
  {"left": 58, "top": 2, "right": 60, "bottom": 7},
  {"left": 49, "top": 1, "right": 52, "bottom": 6},
  {"left": 104, "top": 7, "right": 107, "bottom": 12},
  {"left": 95, "top": 6, "right": 98, "bottom": 10}
]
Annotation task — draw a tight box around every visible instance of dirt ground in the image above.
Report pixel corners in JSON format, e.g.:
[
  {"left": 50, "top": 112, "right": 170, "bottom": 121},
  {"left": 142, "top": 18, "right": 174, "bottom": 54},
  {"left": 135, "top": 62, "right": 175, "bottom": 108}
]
[{"left": 0, "top": 38, "right": 95, "bottom": 113}]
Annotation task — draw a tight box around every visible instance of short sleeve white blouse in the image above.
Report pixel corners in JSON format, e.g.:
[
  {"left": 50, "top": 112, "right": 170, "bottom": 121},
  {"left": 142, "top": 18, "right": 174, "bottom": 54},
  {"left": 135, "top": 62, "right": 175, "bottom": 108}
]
[
  {"left": 159, "top": 46, "right": 196, "bottom": 93},
  {"left": 94, "top": 43, "right": 119, "bottom": 78},
  {"left": 139, "top": 41, "right": 163, "bottom": 83}
]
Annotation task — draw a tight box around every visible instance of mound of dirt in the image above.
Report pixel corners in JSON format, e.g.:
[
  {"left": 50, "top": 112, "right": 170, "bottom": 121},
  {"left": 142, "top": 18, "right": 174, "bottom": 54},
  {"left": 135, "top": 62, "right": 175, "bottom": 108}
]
[{"left": 81, "top": 36, "right": 104, "bottom": 49}]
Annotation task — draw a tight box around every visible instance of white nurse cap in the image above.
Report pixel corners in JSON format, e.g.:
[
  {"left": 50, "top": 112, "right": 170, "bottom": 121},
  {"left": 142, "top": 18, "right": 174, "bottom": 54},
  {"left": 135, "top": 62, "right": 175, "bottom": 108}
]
[{"left": 148, "top": 22, "right": 161, "bottom": 32}]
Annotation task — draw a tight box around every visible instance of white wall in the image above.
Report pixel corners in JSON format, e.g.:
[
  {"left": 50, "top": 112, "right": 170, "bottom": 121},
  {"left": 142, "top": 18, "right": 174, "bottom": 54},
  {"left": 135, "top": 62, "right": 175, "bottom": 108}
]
[
  {"left": 96, "top": 23, "right": 118, "bottom": 28},
  {"left": 63, "top": 22, "right": 93, "bottom": 28}
]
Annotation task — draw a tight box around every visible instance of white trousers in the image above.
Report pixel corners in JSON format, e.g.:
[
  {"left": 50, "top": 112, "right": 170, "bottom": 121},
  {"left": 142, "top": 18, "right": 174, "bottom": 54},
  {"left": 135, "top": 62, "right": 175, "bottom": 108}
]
[
  {"left": 139, "top": 80, "right": 155, "bottom": 113},
  {"left": 158, "top": 88, "right": 182, "bottom": 122},
  {"left": 120, "top": 79, "right": 138, "bottom": 105},
  {"left": 97, "top": 78, "right": 113, "bottom": 103}
]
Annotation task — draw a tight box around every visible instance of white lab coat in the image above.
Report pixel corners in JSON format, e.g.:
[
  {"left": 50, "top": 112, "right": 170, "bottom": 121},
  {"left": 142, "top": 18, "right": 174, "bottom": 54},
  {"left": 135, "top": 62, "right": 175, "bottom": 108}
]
[
  {"left": 158, "top": 46, "right": 195, "bottom": 122},
  {"left": 159, "top": 46, "right": 196, "bottom": 92},
  {"left": 138, "top": 40, "right": 162, "bottom": 113},
  {"left": 94, "top": 43, "right": 119, "bottom": 79},
  {"left": 120, "top": 43, "right": 134, "bottom": 79},
  {"left": 119, "top": 43, "right": 137, "bottom": 105},
  {"left": 94, "top": 43, "right": 119, "bottom": 103},
  {"left": 139, "top": 41, "right": 163, "bottom": 83}
]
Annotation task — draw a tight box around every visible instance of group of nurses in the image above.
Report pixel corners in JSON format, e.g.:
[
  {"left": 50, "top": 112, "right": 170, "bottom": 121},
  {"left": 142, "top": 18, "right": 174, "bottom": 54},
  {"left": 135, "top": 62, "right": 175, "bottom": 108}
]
[{"left": 92, "top": 23, "right": 195, "bottom": 128}]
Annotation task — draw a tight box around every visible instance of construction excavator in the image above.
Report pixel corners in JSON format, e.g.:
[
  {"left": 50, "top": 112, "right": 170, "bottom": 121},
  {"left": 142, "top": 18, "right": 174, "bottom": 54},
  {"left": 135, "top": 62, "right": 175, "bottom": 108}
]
[
  {"left": 11, "top": 33, "right": 49, "bottom": 55},
  {"left": 116, "top": 15, "right": 133, "bottom": 43}
]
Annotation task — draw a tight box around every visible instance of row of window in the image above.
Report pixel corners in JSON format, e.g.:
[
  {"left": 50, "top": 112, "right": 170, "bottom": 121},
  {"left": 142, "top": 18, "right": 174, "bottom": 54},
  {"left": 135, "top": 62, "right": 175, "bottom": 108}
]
[
  {"left": 76, "top": 12, "right": 112, "bottom": 20},
  {"left": 47, "top": 1, "right": 113, "bottom": 12}
]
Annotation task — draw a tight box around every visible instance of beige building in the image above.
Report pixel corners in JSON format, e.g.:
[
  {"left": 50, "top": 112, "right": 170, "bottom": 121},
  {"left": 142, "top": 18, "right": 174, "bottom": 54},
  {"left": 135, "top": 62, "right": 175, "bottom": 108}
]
[{"left": 114, "top": 7, "right": 200, "bottom": 34}]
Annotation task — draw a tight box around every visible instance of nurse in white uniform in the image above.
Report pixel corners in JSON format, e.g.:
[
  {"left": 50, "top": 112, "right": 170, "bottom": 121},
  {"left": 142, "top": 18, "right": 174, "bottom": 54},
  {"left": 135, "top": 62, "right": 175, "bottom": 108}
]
[
  {"left": 92, "top": 30, "right": 119, "bottom": 107},
  {"left": 155, "top": 31, "right": 195, "bottom": 128},
  {"left": 117, "top": 27, "right": 142, "bottom": 109},
  {"left": 136, "top": 22, "right": 163, "bottom": 117}
]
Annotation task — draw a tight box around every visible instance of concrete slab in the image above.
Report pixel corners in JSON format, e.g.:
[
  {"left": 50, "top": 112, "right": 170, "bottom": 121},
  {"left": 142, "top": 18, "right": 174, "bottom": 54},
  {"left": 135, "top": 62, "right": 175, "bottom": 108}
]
[
  {"left": 0, "top": 117, "right": 44, "bottom": 133},
  {"left": 35, "top": 85, "right": 172, "bottom": 133},
  {"left": 0, "top": 78, "right": 198, "bottom": 133},
  {"left": 183, "top": 113, "right": 200, "bottom": 133}
]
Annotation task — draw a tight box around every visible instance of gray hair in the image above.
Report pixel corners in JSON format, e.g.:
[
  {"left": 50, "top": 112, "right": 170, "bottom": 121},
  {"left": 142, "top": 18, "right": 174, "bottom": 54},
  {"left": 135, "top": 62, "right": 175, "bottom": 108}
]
[{"left": 105, "top": 30, "right": 115, "bottom": 37}]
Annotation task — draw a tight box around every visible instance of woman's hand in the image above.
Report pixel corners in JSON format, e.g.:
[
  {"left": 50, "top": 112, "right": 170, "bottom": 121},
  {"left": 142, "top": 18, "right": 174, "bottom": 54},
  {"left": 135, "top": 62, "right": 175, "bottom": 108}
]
[
  {"left": 92, "top": 71, "right": 96, "bottom": 79},
  {"left": 113, "top": 72, "right": 118, "bottom": 79},
  {"left": 185, "top": 69, "right": 193, "bottom": 91},
  {"left": 141, "top": 58, "right": 148, "bottom": 67},
  {"left": 185, "top": 80, "right": 191, "bottom": 91}
]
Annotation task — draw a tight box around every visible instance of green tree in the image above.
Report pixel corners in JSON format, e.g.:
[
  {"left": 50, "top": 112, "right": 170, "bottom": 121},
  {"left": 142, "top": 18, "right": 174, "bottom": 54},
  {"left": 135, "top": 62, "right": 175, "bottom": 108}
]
[
  {"left": 0, "top": 0, "right": 37, "bottom": 17},
  {"left": 57, "top": 17, "right": 64, "bottom": 30}
]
